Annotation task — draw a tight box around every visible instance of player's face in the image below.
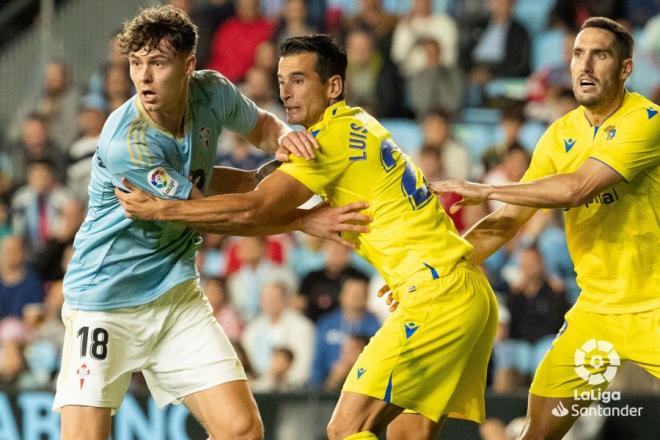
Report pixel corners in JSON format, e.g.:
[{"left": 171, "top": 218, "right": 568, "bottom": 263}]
[
  {"left": 570, "top": 28, "right": 632, "bottom": 109},
  {"left": 278, "top": 52, "right": 339, "bottom": 128},
  {"left": 128, "top": 39, "right": 194, "bottom": 113}
]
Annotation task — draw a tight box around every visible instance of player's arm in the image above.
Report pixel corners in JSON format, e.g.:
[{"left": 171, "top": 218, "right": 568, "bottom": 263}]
[
  {"left": 115, "top": 171, "right": 370, "bottom": 246},
  {"left": 244, "top": 109, "right": 319, "bottom": 161},
  {"left": 431, "top": 158, "right": 623, "bottom": 211},
  {"left": 206, "top": 160, "right": 281, "bottom": 195},
  {"left": 462, "top": 204, "right": 537, "bottom": 265}
]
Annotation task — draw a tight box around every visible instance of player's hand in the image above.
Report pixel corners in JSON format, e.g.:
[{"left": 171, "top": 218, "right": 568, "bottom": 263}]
[
  {"left": 376, "top": 284, "right": 399, "bottom": 312},
  {"left": 114, "top": 178, "right": 167, "bottom": 221},
  {"left": 276, "top": 129, "right": 319, "bottom": 161},
  {"left": 298, "top": 202, "right": 371, "bottom": 249},
  {"left": 429, "top": 180, "right": 493, "bottom": 214}
]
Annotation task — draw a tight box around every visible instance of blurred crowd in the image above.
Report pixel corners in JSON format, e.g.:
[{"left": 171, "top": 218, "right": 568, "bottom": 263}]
[{"left": 1, "top": 0, "right": 659, "bottom": 401}]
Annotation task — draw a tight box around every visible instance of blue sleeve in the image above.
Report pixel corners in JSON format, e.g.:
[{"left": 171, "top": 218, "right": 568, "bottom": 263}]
[
  {"left": 202, "top": 70, "right": 259, "bottom": 135},
  {"left": 104, "top": 138, "right": 193, "bottom": 200}
]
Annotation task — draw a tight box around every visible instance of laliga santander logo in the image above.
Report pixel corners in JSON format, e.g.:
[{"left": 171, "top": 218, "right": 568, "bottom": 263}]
[
  {"left": 147, "top": 167, "right": 178, "bottom": 196},
  {"left": 150, "top": 168, "right": 168, "bottom": 189},
  {"left": 574, "top": 339, "right": 620, "bottom": 385}
]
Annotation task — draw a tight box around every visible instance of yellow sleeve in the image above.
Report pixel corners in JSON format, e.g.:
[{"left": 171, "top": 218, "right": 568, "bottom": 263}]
[
  {"left": 590, "top": 107, "right": 660, "bottom": 182},
  {"left": 278, "top": 128, "right": 348, "bottom": 195},
  {"left": 520, "top": 125, "right": 557, "bottom": 182}
]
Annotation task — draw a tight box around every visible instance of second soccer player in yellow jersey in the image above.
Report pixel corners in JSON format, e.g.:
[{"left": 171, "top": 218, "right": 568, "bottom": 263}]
[{"left": 115, "top": 34, "right": 498, "bottom": 440}]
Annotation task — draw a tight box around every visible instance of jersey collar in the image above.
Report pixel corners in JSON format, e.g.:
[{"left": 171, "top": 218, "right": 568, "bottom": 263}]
[{"left": 309, "top": 100, "right": 347, "bottom": 134}]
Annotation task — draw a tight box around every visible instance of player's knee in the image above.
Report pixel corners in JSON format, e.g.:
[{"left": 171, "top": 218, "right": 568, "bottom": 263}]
[{"left": 208, "top": 412, "right": 263, "bottom": 440}]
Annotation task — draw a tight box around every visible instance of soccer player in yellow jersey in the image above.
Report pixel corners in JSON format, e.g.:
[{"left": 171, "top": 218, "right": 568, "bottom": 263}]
[
  {"left": 432, "top": 17, "right": 659, "bottom": 439},
  {"left": 116, "top": 35, "right": 498, "bottom": 439}
]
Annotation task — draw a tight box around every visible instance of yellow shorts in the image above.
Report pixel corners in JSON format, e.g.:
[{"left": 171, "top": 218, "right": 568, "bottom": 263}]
[
  {"left": 342, "top": 262, "right": 498, "bottom": 423},
  {"left": 530, "top": 306, "right": 660, "bottom": 398}
]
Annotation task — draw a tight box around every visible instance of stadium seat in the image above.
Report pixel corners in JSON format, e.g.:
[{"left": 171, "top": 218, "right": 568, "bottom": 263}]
[
  {"left": 518, "top": 121, "right": 548, "bottom": 151},
  {"left": 452, "top": 122, "right": 499, "bottom": 161},
  {"left": 381, "top": 118, "right": 424, "bottom": 154},
  {"left": 532, "top": 29, "right": 566, "bottom": 71},
  {"left": 461, "top": 107, "right": 502, "bottom": 125},
  {"left": 514, "top": 0, "right": 555, "bottom": 34}
]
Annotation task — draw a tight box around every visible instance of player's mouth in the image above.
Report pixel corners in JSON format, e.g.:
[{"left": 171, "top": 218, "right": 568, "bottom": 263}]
[
  {"left": 578, "top": 77, "right": 597, "bottom": 91},
  {"left": 141, "top": 90, "right": 157, "bottom": 102}
]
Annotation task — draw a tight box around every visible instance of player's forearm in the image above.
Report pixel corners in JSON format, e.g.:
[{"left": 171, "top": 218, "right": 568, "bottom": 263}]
[
  {"left": 485, "top": 173, "right": 590, "bottom": 208},
  {"left": 207, "top": 167, "right": 258, "bottom": 195},
  {"left": 187, "top": 209, "right": 309, "bottom": 236},
  {"left": 463, "top": 205, "right": 536, "bottom": 265},
  {"left": 207, "top": 161, "right": 281, "bottom": 196},
  {"left": 248, "top": 111, "right": 291, "bottom": 155}
]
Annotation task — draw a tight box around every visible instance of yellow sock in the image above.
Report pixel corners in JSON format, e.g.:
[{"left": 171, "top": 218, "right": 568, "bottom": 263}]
[{"left": 343, "top": 432, "right": 378, "bottom": 440}]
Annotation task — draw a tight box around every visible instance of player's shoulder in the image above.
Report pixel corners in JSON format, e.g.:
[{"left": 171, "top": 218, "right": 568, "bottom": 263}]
[
  {"left": 190, "top": 69, "right": 235, "bottom": 96},
  {"left": 616, "top": 91, "right": 659, "bottom": 127},
  {"left": 316, "top": 102, "right": 388, "bottom": 143}
]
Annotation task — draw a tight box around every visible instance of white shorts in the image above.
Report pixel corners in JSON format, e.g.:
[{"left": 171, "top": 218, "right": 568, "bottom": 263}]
[{"left": 53, "top": 279, "right": 246, "bottom": 412}]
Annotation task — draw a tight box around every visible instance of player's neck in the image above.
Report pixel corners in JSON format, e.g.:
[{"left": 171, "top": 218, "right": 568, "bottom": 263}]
[
  {"left": 146, "top": 89, "right": 189, "bottom": 137},
  {"left": 583, "top": 88, "right": 625, "bottom": 127}
]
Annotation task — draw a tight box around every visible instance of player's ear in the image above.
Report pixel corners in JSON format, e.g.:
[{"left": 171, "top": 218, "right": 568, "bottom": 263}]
[
  {"left": 327, "top": 74, "right": 343, "bottom": 101},
  {"left": 620, "top": 58, "right": 632, "bottom": 81},
  {"left": 185, "top": 53, "right": 196, "bottom": 76}
]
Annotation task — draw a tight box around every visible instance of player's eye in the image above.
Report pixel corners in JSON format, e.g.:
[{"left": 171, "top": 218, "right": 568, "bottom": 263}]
[{"left": 293, "top": 78, "right": 303, "bottom": 85}]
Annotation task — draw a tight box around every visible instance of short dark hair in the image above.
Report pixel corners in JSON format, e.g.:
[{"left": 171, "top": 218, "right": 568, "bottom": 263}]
[
  {"left": 117, "top": 5, "right": 198, "bottom": 56},
  {"left": 279, "top": 34, "right": 347, "bottom": 99},
  {"left": 580, "top": 17, "right": 634, "bottom": 60}
]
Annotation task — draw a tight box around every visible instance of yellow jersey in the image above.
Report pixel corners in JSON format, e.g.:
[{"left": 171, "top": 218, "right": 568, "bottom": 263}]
[
  {"left": 280, "top": 101, "right": 472, "bottom": 291},
  {"left": 522, "top": 91, "right": 660, "bottom": 313}
]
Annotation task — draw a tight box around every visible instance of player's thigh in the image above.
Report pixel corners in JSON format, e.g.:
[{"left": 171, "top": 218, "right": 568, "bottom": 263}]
[
  {"left": 61, "top": 406, "right": 111, "bottom": 440},
  {"left": 183, "top": 380, "right": 263, "bottom": 440},
  {"left": 518, "top": 393, "right": 590, "bottom": 440},
  {"left": 144, "top": 282, "right": 246, "bottom": 407},
  {"left": 327, "top": 391, "right": 404, "bottom": 439},
  {"left": 386, "top": 413, "right": 445, "bottom": 440},
  {"left": 53, "top": 304, "right": 145, "bottom": 412},
  {"left": 627, "top": 307, "right": 660, "bottom": 379}
]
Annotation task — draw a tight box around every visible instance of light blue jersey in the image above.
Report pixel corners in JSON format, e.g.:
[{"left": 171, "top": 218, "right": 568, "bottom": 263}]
[{"left": 64, "top": 70, "right": 258, "bottom": 310}]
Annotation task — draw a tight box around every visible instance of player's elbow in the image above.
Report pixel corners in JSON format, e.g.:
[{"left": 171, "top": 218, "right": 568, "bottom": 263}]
[{"left": 565, "top": 178, "right": 592, "bottom": 207}]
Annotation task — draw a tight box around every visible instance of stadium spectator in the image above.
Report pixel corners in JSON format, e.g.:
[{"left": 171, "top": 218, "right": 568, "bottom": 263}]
[
  {"left": 251, "top": 347, "right": 297, "bottom": 392},
  {"left": 101, "top": 63, "right": 133, "bottom": 113},
  {"left": 66, "top": 101, "right": 107, "bottom": 201},
  {"left": 0, "top": 203, "right": 11, "bottom": 241},
  {"left": 32, "top": 198, "right": 85, "bottom": 282},
  {"left": 298, "top": 240, "right": 369, "bottom": 322},
  {"left": 272, "top": 0, "right": 317, "bottom": 46},
  {"left": 207, "top": 0, "right": 275, "bottom": 82},
  {"left": 227, "top": 236, "right": 297, "bottom": 321},
  {"left": 197, "top": 233, "right": 228, "bottom": 278},
  {"left": 242, "top": 281, "right": 315, "bottom": 386},
  {"left": 9, "top": 61, "right": 81, "bottom": 151},
  {"left": 462, "top": 0, "right": 531, "bottom": 104},
  {"left": 322, "top": 334, "right": 369, "bottom": 391},
  {"left": 391, "top": 0, "right": 458, "bottom": 77},
  {"left": 482, "top": 144, "right": 530, "bottom": 212},
  {"left": 420, "top": 110, "right": 470, "bottom": 180},
  {"left": 241, "top": 66, "right": 286, "bottom": 121},
  {"left": 10, "top": 160, "right": 73, "bottom": 257},
  {"left": 343, "top": 0, "right": 399, "bottom": 57},
  {"left": 0, "top": 340, "right": 28, "bottom": 387},
  {"left": 310, "top": 276, "right": 380, "bottom": 387},
  {"left": 215, "top": 131, "right": 270, "bottom": 169},
  {"left": 86, "top": 35, "right": 130, "bottom": 99},
  {"left": 0, "top": 235, "right": 45, "bottom": 320},
  {"left": 181, "top": 0, "right": 235, "bottom": 68},
  {"left": 203, "top": 276, "right": 244, "bottom": 342},
  {"left": 344, "top": 29, "right": 405, "bottom": 117},
  {"left": 550, "top": 0, "right": 626, "bottom": 32},
  {"left": 8, "top": 113, "right": 67, "bottom": 186},
  {"left": 409, "top": 38, "right": 463, "bottom": 118},
  {"left": 287, "top": 232, "right": 326, "bottom": 279}
]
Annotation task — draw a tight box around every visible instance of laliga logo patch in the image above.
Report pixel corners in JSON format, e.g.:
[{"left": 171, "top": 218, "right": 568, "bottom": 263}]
[
  {"left": 148, "top": 167, "right": 178, "bottom": 196},
  {"left": 574, "top": 339, "right": 620, "bottom": 385}
]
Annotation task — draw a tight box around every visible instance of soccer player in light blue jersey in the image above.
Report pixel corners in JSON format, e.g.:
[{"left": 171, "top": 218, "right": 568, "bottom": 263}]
[{"left": 53, "top": 6, "right": 367, "bottom": 440}]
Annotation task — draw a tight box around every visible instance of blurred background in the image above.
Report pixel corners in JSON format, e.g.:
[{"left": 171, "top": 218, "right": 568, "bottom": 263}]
[{"left": 0, "top": 0, "right": 659, "bottom": 439}]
